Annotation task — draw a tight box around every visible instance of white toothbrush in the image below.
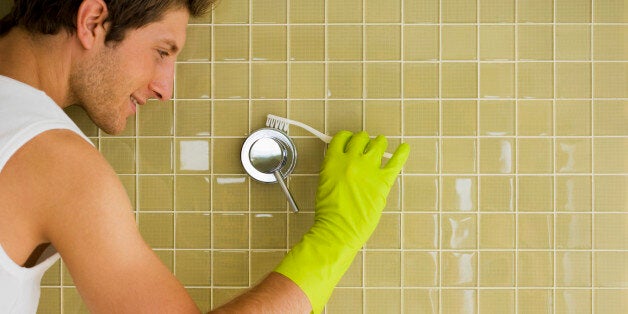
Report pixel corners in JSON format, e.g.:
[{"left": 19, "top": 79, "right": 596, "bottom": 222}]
[{"left": 266, "top": 114, "right": 393, "bottom": 159}]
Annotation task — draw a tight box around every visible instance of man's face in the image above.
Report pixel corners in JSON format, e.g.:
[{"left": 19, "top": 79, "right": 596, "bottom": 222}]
[{"left": 70, "top": 8, "right": 189, "bottom": 135}]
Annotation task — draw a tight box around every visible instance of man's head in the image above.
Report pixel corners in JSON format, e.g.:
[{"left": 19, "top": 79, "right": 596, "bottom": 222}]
[{"left": 0, "top": 0, "right": 215, "bottom": 135}]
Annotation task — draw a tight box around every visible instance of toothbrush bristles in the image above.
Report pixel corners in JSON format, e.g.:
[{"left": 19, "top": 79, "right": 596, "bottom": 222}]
[{"left": 267, "top": 115, "right": 289, "bottom": 132}]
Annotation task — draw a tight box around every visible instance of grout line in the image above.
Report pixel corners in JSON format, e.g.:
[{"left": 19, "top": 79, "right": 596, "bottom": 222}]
[
  {"left": 399, "top": 0, "right": 405, "bottom": 311},
  {"left": 590, "top": 0, "right": 596, "bottom": 311},
  {"left": 475, "top": 0, "right": 481, "bottom": 311},
  {"left": 513, "top": 1, "right": 519, "bottom": 311},
  {"left": 361, "top": 1, "right": 367, "bottom": 312},
  {"left": 438, "top": 1, "right": 443, "bottom": 313},
  {"left": 552, "top": 0, "right": 558, "bottom": 311}
]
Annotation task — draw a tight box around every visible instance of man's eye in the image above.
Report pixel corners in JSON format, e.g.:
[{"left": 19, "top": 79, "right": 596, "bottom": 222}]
[{"left": 158, "top": 50, "right": 170, "bottom": 58}]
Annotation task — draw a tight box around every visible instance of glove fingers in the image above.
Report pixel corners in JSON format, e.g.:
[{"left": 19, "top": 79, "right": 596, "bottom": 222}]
[
  {"left": 365, "top": 135, "right": 388, "bottom": 160},
  {"left": 383, "top": 142, "right": 410, "bottom": 173},
  {"left": 345, "top": 131, "right": 370, "bottom": 155},
  {"left": 328, "top": 131, "right": 353, "bottom": 155}
]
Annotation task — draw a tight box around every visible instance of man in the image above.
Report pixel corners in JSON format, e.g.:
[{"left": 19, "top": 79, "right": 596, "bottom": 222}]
[{"left": 0, "top": 0, "right": 409, "bottom": 313}]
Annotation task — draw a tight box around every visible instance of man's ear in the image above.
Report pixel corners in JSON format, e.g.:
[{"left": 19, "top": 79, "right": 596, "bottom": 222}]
[{"left": 76, "top": 0, "right": 108, "bottom": 50}]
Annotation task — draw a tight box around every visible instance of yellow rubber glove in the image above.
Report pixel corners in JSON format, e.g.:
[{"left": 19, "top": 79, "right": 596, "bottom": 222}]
[{"left": 275, "top": 131, "right": 410, "bottom": 313}]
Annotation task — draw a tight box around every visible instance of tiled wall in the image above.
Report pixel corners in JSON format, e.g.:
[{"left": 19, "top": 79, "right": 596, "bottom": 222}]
[{"left": 12, "top": 0, "right": 625, "bottom": 313}]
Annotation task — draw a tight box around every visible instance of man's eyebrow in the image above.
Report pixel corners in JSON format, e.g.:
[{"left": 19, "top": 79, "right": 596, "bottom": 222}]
[{"left": 163, "top": 39, "right": 180, "bottom": 54}]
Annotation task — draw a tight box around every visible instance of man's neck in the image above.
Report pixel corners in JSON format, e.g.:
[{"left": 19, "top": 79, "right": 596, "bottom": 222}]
[{"left": 0, "top": 27, "right": 73, "bottom": 107}]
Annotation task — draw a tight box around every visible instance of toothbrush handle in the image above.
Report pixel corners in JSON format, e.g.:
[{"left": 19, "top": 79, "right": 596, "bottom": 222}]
[{"left": 274, "top": 171, "right": 299, "bottom": 213}]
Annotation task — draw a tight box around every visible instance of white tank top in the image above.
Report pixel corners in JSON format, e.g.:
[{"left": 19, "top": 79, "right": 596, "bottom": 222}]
[{"left": 0, "top": 75, "right": 92, "bottom": 313}]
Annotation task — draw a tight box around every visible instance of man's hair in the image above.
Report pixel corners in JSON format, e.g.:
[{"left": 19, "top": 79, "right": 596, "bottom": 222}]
[{"left": 0, "top": 0, "right": 216, "bottom": 42}]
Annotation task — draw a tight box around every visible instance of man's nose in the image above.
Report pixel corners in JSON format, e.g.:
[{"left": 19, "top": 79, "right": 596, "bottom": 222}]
[{"left": 149, "top": 62, "right": 175, "bottom": 101}]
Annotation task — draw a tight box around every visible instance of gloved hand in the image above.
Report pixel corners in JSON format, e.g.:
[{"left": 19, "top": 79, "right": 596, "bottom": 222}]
[{"left": 275, "top": 131, "right": 410, "bottom": 313}]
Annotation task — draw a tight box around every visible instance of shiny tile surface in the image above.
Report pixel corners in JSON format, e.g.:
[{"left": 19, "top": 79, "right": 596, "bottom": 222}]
[{"left": 51, "top": 0, "right": 628, "bottom": 312}]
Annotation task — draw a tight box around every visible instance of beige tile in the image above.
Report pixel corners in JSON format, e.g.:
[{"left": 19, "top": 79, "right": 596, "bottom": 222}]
[
  {"left": 594, "top": 26, "right": 628, "bottom": 61},
  {"left": 212, "top": 214, "right": 248, "bottom": 249},
  {"left": 176, "top": 213, "right": 210, "bottom": 249},
  {"left": 327, "top": 100, "right": 363, "bottom": 134},
  {"left": 402, "top": 138, "right": 438, "bottom": 174},
  {"left": 480, "top": 176, "right": 515, "bottom": 212},
  {"left": 404, "top": 26, "right": 439, "bottom": 61},
  {"left": 250, "top": 100, "right": 286, "bottom": 131},
  {"left": 442, "top": 25, "right": 477, "bottom": 60},
  {"left": 251, "top": 63, "right": 287, "bottom": 99},
  {"left": 212, "top": 176, "right": 249, "bottom": 211},
  {"left": 594, "top": 138, "right": 628, "bottom": 173},
  {"left": 175, "top": 100, "right": 211, "bottom": 136},
  {"left": 480, "top": 25, "right": 515, "bottom": 61},
  {"left": 289, "top": 26, "right": 324, "bottom": 61},
  {"left": 555, "top": 100, "right": 591, "bottom": 136},
  {"left": 365, "top": 251, "right": 401, "bottom": 287},
  {"left": 288, "top": 212, "right": 315, "bottom": 246},
  {"left": 403, "top": 176, "right": 439, "bottom": 212},
  {"left": 139, "top": 213, "right": 174, "bottom": 248},
  {"left": 288, "top": 176, "right": 318, "bottom": 212},
  {"left": 154, "top": 250, "right": 173, "bottom": 273},
  {"left": 518, "top": 289, "right": 553, "bottom": 313},
  {"left": 366, "top": 25, "right": 400, "bottom": 61},
  {"left": 556, "top": 138, "right": 592, "bottom": 173},
  {"left": 213, "top": 0, "right": 248, "bottom": 23},
  {"left": 292, "top": 138, "right": 325, "bottom": 174},
  {"left": 556, "top": 251, "right": 591, "bottom": 287},
  {"left": 557, "top": 0, "right": 591, "bottom": 22},
  {"left": 480, "top": 63, "right": 515, "bottom": 98},
  {"left": 289, "top": 0, "right": 324, "bottom": 23},
  {"left": 287, "top": 100, "right": 324, "bottom": 137},
  {"left": 517, "top": 0, "right": 553, "bottom": 22},
  {"left": 289, "top": 63, "right": 324, "bottom": 99},
  {"left": 138, "top": 138, "right": 173, "bottom": 174},
  {"left": 442, "top": 100, "right": 477, "bottom": 135},
  {"left": 175, "top": 250, "right": 211, "bottom": 286},
  {"left": 441, "top": 138, "right": 477, "bottom": 174},
  {"left": 251, "top": 26, "right": 286, "bottom": 61},
  {"left": 404, "top": 289, "right": 439, "bottom": 313},
  {"left": 212, "top": 138, "right": 246, "bottom": 174},
  {"left": 327, "top": 289, "right": 363, "bottom": 313},
  {"left": 518, "top": 251, "right": 553, "bottom": 287},
  {"left": 38, "top": 288, "right": 60, "bottom": 313},
  {"left": 138, "top": 100, "right": 173, "bottom": 136},
  {"left": 41, "top": 260, "right": 61, "bottom": 286},
  {"left": 441, "top": 176, "right": 477, "bottom": 212},
  {"left": 365, "top": 289, "right": 401, "bottom": 314},
  {"left": 403, "top": 63, "right": 439, "bottom": 98},
  {"left": 518, "top": 214, "right": 554, "bottom": 248},
  {"left": 517, "top": 176, "right": 553, "bottom": 212},
  {"left": 556, "top": 25, "right": 591, "bottom": 60},
  {"left": 250, "top": 180, "right": 287, "bottom": 212},
  {"left": 338, "top": 254, "right": 363, "bottom": 287},
  {"left": 328, "top": 0, "right": 362, "bottom": 23},
  {"left": 441, "top": 63, "right": 478, "bottom": 98},
  {"left": 442, "top": 0, "right": 476, "bottom": 22},
  {"left": 517, "top": 100, "right": 553, "bottom": 136},
  {"left": 212, "top": 288, "right": 247, "bottom": 309},
  {"left": 364, "top": 101, "right": 401, "bottom": 136},
  {"left": 62, "top": 288, "right": 88, "bottom": 313},
  {"left": 404, "top": 252, "right": 438, "bottom": 287},
  {"left": 556, "top": 176, "right": 592, "bottom": 212},
  {"left": 101, "top": 138, "right": 136, "bottom": 174},
  {"left": 594, "top": 100, "right": 628, "bottom": 136},
  {"left": 441, "top": 289, "right": 476, "bottom": 313},
  {"left": 251, "top": 0, "right": 286, "bottom": 23},
  {"left": 177, "top": 25, "right": 210, "bottom": 62},
  {"left": 365, "top": 0, "right": 401, "bottom": 23},
  {"left": 442, "top": 214, "right": 477, "bottom": 249},
  {"left": 480, "top": 138, "right": 515, "bottom": 174},
  {"left": 594, "top": 63, "right": 628, "bottom": 98},
  {"left": 250, "top": 251, "right": 284, "bottom": 285},
  {"left": 479, "top": 252, "right": 515, "bottom": 287},
  {"left": 556, "top": 290, "right": 592, "bottom": 314},
  {"left": 213, "top": 63, "right": 249, "bottom": 99},
  {"left": 479, "top": 290, "right": 515, "bottom": 313},
  {"left": 479, "top": 214, "right": 515, "bottom": 248},
  {"left": 404, "top": 0, "right": 439, "bottom": 23},
  {"left": 518, "top": 139, "right": 553, "bottom": 173},
  {"left": 556, "top": 63, "right": 592, "bottom": 98},
  {"left": 365, "top": 63, "right": 401, "bottom": 99},
  {"left": 594, "top": 0, "right": 628, "bottom": 22},
  {"left": 175, "top": 63, "right": 211, "bottom": 99},
  {"left": 65, "top": 105, "right": 99, "bottom": 137},
  {"left": 556, "top": 214, "right": 592, "bottom": 249},
  {"left": 328, "top": 25, "right": 363, "bottom": 61},
  {"left": 517, "top": 63, "right": 554, "bottom": 99},
  {"left": 368, "top": 213, "right": 400, "bottom": 249},
  {"left": 594, "top": 252, "right": 628, "bottom": 287},
  {"left": 213, "top": 26, "right": 248, "bottom": 61},
  {"left": 480, "top": 0, "right": 514, "bottom": 22},
  {"left": 479, "top": 100, "right": 515, "bottom": 136},
  {"left": 595, "top": 214, "right": 628, "bottom": 249},
  {"left": 251, "top": 213, "right": 287, "bottom": 249},
  {"left": 442, "top": 252, "right": 477, "bottom": 287},
  {"left": 594, "top": 289, "right": 628, "bottom": 313},
  {"left": 187, "top": 288, "right": 211, "bottom": 313},
  {"left": 138, "top": 175, "right": 173, "bottom": 210},
  {"left": 404, "top": 101, "right": 439, "bottom": 136},
  {"left": 328, "top": 63, "right": 363, "bottom": 98},
  {"left": 518, "top": 25, "right": 553, "bottom": 60},
  {"left": 401, "top": 213, "right": 439, "bottom": 250},
  {"left": 175, "top": 175, "right": 211, "bottom": 211},
  {"left": 594, "top": 175, "right": 628, "bottom": 212},
  {"left": 213, "top": 251, "right": 248, "bottom": 286},
  {"left": 212, "top": 100, "right": 248, "bottom": 136}
]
